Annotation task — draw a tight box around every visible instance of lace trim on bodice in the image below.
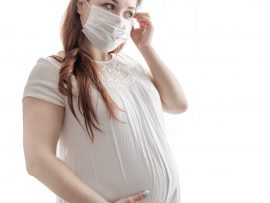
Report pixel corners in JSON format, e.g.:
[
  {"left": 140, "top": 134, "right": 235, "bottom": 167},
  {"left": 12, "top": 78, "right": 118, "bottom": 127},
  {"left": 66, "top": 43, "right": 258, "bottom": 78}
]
[
  {"left": 96, "top": 53, "right": 140, "bottom": 84},
  {"left": 46, "top": 52, "right": 146, "bottom": 87}
]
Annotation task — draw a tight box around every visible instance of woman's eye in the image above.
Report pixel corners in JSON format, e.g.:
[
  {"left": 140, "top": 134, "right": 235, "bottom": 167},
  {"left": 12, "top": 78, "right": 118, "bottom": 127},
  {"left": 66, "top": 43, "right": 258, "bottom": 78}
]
[{"left": 103, "top": 3, "right": 114, "bottom": 10}]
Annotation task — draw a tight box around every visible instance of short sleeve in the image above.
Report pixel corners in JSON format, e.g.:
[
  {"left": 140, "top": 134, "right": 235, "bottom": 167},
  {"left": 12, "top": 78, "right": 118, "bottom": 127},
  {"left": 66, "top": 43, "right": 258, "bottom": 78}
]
[{"left": 22, "top": 57, "right": 65, "bottom": 107}]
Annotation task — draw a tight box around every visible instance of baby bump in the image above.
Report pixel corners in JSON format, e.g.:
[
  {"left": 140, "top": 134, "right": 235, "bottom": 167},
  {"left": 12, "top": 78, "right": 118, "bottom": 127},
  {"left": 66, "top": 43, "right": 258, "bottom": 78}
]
[
  {"left": 77, "top": 139, "right": 180, "bottom": 203},
  {"left": 61, "top": 118, "right": 180, "bottom": 202}
]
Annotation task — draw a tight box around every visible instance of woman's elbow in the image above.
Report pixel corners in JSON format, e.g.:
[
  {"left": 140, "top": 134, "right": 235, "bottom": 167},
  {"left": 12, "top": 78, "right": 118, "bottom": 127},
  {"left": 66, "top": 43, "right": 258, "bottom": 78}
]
[
  {"left": 25, "top": 153, "right": 54, "bottom": 176},
  {"left": 162, "top": 101, "right": 188, "bottom": 114},
  {"left": 26, "top": 161, "right": 37, "bottom": 176},
  {"left": 174, "top": 102, "right": 188, "bottom": 114}
]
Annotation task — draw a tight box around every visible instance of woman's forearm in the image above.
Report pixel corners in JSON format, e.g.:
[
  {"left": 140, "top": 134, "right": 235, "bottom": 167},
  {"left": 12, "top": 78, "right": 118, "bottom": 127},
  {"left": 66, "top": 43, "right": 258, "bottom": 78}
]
[
  {"left": 139, "top": 45, "right": 188, "bottom": 113},
  {"left": 27, "top": 155, "right": 109, "bottom": 203}
]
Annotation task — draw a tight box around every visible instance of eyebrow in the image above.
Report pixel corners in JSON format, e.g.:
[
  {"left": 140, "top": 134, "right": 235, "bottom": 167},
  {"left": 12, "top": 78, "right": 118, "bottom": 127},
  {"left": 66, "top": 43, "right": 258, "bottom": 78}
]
[{"left": 110, "top": 0, "right": 136, "bottom": 10}]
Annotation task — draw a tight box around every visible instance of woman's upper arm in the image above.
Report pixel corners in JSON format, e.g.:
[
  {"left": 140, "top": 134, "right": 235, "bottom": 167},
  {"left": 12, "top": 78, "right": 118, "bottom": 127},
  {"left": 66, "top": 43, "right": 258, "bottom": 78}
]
[
  {"left": 22, "top": 57, "right": 66, "bottom": 173},
  {"left": 22, "top": 96, "right": 64, "bottom": 173}
]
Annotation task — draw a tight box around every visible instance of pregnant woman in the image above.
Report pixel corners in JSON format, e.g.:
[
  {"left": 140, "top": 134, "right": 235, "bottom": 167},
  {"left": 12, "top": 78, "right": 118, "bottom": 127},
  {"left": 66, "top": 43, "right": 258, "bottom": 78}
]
[{"left": 22, "top": 0, "right": 188, "bottom": 202}]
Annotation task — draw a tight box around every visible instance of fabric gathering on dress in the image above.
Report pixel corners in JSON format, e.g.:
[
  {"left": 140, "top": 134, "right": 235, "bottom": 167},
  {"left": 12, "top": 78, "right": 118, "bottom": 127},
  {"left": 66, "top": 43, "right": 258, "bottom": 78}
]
[{"left": 22, "top": 51, "right": 181, "bottom": 203}]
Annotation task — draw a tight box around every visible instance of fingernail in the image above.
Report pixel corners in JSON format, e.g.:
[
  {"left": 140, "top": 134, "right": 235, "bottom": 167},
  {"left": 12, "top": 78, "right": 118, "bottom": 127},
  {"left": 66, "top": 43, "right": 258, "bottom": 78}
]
[{"left": 143, "top": 190, "right": 150, "bottom": 198}]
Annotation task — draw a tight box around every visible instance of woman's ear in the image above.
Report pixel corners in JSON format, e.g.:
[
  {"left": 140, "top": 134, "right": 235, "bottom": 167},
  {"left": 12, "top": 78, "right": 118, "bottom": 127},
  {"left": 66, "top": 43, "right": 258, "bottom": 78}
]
[{"left": 76, "top": 0, "right": 85, "bottom": 15}]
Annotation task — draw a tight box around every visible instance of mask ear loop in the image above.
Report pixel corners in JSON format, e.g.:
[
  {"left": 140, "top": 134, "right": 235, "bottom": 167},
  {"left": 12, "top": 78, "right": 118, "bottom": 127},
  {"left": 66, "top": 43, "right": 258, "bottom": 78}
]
[
  {"left": 131, "top": 18, "right": 135, "bottom": 26},
  {"left": 132, "top": 7, "right": 140, "bottom": 28}
]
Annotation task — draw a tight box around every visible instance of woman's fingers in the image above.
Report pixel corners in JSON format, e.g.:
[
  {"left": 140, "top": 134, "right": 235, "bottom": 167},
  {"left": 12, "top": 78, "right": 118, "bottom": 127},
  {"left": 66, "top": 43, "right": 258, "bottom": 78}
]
[
  {"left": 114, "top": 190, "right": 150, "bottom": 203},
  {"left": 134, "top": 12, "right": 151, "bottom": 17},
  {"left": 131, "top": 190, "right": 149, "bottom": 202},
  {"left": 134, "top": 14, "right": 151, "bottom": 24}
]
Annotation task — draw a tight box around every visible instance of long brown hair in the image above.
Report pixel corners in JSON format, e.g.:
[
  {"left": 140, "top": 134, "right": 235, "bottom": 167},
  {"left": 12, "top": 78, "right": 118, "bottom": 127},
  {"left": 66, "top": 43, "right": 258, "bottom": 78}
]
[{"left": 49, "top": 0, "right": 142, "bottom": 143}]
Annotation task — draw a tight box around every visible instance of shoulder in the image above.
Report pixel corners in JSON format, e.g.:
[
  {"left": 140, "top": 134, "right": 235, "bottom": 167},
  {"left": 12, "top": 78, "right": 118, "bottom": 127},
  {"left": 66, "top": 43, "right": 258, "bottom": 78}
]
[
  {"left": 22, "top": 55, "right": 66, "bottom": 107},
  {"left": 25, "top": 57, "right": 61, "bottom": 84},
  {"left": 31, "top": 50, "right": 64, "bottom": 73},
  {"left": 46, "top": 50, "right": 65, "bottom": 68},
  {"left": 33, "top": 50, "right": 65, "bottom": 70},
  {"left": 26, "top": 55, "right": 63, "bottom": 85}
]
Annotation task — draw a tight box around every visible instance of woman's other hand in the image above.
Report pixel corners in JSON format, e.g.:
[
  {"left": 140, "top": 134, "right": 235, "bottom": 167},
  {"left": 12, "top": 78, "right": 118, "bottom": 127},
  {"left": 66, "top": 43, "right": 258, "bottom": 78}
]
[{"left": 113, "top": 190, "right": 150, "bottom": 203}]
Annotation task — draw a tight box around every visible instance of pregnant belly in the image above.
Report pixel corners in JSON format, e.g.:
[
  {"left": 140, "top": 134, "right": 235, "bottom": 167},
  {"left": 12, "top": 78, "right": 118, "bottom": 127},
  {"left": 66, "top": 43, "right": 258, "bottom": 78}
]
[{"left": 76, "top": 138, "right": 180, "bottom": 203}]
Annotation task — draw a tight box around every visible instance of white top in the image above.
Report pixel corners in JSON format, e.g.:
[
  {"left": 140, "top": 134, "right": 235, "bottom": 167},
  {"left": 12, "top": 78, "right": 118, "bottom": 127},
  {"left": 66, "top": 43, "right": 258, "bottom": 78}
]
[{"left": 22, "top": 51, "right": 181, "bottom": 203}]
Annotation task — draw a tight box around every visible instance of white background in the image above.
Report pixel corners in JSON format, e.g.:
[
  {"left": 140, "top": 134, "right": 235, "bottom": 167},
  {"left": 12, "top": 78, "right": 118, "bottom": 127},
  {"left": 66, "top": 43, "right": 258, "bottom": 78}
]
[{"left": 0, "top": 0, "right": 269, "bottom": 202}]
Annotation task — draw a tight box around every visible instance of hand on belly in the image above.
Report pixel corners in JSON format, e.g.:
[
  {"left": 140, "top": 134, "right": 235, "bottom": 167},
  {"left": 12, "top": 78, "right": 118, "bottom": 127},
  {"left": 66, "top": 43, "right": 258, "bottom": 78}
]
[{"left": 112, "top": 190, "right": 150, "bottom": 203}]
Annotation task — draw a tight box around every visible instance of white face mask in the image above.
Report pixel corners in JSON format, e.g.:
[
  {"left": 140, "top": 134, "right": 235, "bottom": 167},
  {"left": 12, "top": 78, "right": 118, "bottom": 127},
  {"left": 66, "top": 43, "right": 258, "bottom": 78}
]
[{"left": 80, "top": 2, "right": 134, "bottom": 53}]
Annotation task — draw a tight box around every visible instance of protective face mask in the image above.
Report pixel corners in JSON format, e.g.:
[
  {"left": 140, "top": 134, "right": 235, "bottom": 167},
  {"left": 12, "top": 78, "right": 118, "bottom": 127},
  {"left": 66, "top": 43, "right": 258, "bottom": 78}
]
[{"left": 80, "top": 2, "right": 134, "bottom": 53}]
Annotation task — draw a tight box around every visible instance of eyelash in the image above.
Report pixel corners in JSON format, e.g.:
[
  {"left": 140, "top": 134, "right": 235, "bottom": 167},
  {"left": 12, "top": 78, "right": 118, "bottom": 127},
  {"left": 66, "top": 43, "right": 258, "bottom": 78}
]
[{"left": 103, "top": 3, "right": 134, "bottom": 18}]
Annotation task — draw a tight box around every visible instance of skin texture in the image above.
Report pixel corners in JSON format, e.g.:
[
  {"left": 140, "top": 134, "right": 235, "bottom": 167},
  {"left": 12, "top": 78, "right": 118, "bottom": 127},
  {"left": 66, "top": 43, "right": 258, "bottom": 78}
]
[{"left": 23, "top": 0, "right": 187, "bottom": 202}]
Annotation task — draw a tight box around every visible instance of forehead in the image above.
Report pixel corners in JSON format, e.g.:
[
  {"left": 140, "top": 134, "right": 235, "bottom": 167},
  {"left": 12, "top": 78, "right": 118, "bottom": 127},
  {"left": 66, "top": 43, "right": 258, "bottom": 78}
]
[
  {"left": 96, "top": 0, "right": 137, "bottom": 8},
  {"left": 120, "top": 0, "right": 137, "bottom": 7}
]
